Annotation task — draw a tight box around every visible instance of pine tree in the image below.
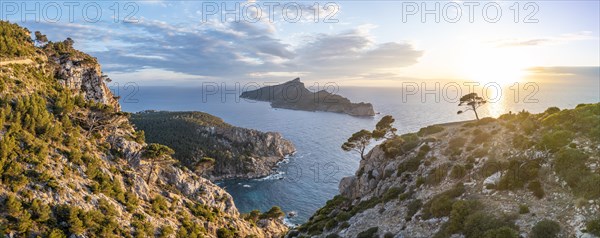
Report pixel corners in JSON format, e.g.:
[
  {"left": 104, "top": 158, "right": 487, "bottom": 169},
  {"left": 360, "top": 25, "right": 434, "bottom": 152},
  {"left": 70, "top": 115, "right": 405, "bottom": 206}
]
[
  {"left": 30, "top": 199, "right": 51, "bottom": 222},
  {"left": 5, "top": 194, "right": 23, "bottom": 218},
  {"left": 68, "top": 208, "right": 85, "bottom": 235}
]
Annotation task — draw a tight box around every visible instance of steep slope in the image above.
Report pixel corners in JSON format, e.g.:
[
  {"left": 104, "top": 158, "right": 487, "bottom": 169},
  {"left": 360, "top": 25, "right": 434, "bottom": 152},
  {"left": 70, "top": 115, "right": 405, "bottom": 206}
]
[
  {"left": 0, "top": 21, "right": 287, "bottom": 238},
  {"left": 240, "top": 78, "right": 375, "bottom": 117},
  {"left": 290, "top": 105, "right": 600, "bottom": 238},
  {"left": 130, "top": 111, "right": 295, "bottom": 180}
]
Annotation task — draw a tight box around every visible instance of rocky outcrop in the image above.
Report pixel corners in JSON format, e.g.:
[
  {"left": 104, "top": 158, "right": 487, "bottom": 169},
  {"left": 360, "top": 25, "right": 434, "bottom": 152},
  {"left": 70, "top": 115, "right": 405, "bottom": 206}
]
[
  {"left": 51, "top": 54, "right": 121, "bottom": 110},
  {"left": 130, "top": 111, "right": 296, "bottom": 180},
  {"left": 241, "top": 78, "right": 375, "bottom": 117},
  {"left": 207, "top": 126, "right": 295, "bottom": 180},
  {"left": 290, "top": 107, "right": 600, "bottom": 238}
]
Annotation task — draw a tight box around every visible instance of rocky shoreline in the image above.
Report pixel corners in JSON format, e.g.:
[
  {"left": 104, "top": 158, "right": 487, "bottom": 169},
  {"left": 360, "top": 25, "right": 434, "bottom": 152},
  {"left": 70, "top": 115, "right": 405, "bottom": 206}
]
[{"left": 130, "top": 111, "right": 296, "bottom": 181}]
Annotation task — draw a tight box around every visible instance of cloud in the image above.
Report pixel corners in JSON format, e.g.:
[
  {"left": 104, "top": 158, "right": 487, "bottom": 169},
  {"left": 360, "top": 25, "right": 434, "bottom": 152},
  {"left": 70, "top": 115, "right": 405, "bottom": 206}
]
[
  {"left": 24, "top": 18, "right": 422, "bottom": 84},
  {"left": 526, "top": 66, "right": 600, "bottom": 78},
  {"left": 492, "top": 31, "right": 596, "bottom": 48},
  {"left": 291, "top": 27, "right": 423, "bottom": 78}
]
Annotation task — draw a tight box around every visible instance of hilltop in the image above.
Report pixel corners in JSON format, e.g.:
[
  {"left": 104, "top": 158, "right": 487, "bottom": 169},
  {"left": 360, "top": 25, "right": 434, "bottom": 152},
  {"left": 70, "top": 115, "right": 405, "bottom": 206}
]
[
  {"left": 0, "top": 21, "right": 287, "bottom": 237},
  {"left": 240, "top": 78, "right": 375, "bottom": 117},
  {"left": 289, "top": 104, "right": 600, "bottom": 238}
]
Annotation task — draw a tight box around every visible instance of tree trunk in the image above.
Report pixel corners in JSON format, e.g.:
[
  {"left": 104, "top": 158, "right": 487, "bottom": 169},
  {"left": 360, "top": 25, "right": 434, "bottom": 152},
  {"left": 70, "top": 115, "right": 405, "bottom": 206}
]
[
  {"left": 360, "top": 147, "right": 366, "bottom": 160},
  {"left": 472, "top": 104, "right": 480, "bottom": 120}
]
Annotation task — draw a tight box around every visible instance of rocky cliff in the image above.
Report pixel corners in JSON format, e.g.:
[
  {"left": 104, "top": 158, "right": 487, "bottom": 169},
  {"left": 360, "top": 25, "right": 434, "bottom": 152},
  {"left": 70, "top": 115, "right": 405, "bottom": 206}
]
[
  {"left": 290, "top": 105, "right": 600, "bottom": 238},
  {"left": 130, "top": 111, "right": 296, "bottom": 180},
  {"left": 241, "top": 78, "right": 375, "bottom": 117},
  {"left": 0, "top": 21, "right": 287, "bottom": 237},
  {"left": 45, "top": 45, "right": 121, "bottom": 111}
]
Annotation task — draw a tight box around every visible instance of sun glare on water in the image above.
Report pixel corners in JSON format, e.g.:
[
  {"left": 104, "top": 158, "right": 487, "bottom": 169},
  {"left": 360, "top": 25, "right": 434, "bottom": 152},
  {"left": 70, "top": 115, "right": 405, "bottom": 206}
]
[{"left": 460, "top": 46, "right": 530, "bottom": 85}]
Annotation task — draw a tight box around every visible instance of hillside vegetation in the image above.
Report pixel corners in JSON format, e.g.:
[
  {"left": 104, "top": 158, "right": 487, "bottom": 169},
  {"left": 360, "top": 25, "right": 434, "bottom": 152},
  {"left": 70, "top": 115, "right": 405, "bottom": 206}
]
[
  {"left": 130, "top": 111, "right": 295, "bottom": 180},
  {"left": 0, "top": 21, "right": 287, "bottom": 238},
  {"left": 290, "top": 103, "right": 600, "bottom": 238}
]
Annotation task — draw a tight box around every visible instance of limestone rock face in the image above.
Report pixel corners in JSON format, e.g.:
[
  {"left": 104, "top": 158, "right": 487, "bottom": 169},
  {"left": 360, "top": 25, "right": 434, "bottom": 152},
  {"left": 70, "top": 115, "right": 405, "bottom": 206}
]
[
  {"left": 207, "top": 126, "right": 296, "bottom": 180},
  {"left": 52, "top": 55, "right": 120, "bottom": 110}
]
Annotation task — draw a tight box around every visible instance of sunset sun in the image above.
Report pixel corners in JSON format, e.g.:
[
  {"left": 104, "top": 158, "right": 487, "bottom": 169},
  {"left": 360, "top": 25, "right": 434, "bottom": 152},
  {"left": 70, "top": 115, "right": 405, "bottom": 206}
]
[{"left": 460, "top": 46, "right": 529, "bottom": 85}]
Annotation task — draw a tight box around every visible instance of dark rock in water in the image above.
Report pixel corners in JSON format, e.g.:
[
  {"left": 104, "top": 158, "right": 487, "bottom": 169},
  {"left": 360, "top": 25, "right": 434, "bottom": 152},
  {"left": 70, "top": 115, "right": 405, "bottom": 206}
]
[{"left": 240, "top": 78, "right": 375, "bottom": 117}]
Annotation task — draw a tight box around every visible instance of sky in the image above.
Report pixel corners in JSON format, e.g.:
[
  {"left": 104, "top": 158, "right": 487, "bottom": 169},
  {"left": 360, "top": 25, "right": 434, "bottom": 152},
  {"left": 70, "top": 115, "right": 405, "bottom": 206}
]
[{"left": 2, "top": 0, "right": 599, "bottom": 87}]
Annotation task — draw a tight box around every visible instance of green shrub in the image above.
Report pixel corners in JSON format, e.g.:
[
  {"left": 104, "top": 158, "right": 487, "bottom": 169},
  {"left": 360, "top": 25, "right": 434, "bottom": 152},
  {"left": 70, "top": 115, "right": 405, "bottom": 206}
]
[
  {"left": 187, "top": 202, "right": 216, "bottom": 222},
  {"left": 47, "top": 228, "right": 67, "bottom": 238},
  {"left": 216, "top": 227, "right": 237, "bottom": 238},
  {"left": 482, "top": 227, "right": 519, "bottom": 238},
  {"left": 336, "top": 211, "right": 351, "bottom": 222},
  {"left": 463, "top": 212, "right": 516, "bottom": 238},
  {"left": 586, "top": 217, "right": 600, "bottom": 236},
  {"left": 528, "top": 180, "right": 545, "bottom": 199},
  {"left": 422, "top": 184, "right": 465, "bottom": 219},
  {"left": 472, "top": 131, "right": 491, "bottom": 144},
  {"left": 405, "top": 199, "right": 422, "bottom": 221},
  {"left": 383, "top": 232, "right": 395, "bottom": 238},
  {"left": 382, "top": 186, "right": 405, "bottom": 203},
  {"left": 475, "top": 117, "right": 496, "bottom": 126},
  {"left": 418, "top": 125, "right": 444, "bottom": 136},
  {"left": 531, "top": 220, "right": 560, "bottom": 238},
  {"left": 132, "top": 214, "right": 155, "bottom": 238},
  {"left": 151, "top": 195, "right": 169, "bottom": 215},
  {"left": 325, "top": 234, "right": 341, "bottom": 238},
  {"left": 400, "top": 133, "right": 420, "bottom": 152},
  {"left": 159, "top": 225, "right": 175, "bottom": 238},
  {"left": 426, "top": 164, "right": 450, "bottom": 185},
  {"left": 539, "top": 130, "right": 573, "bottom": 151},
  {"left": 357, "top": 227, "right": 379, "bottom": 238},
  {"left": 498, "top": 158, "right": 539, "bottom": 191},
  {"left": 134, "top": 130, "right": 145, "bottom": 143},
  {"left": 544, "top": 107, "right": 560, "bottom": 115},
  {"left": 554, "top": 148, "right": 589, "bottom": 189},
  {"left": 520, "top": 118, "right": 538, "bottom": 135},
  {"left": 450, "top": 165, "right": 467, "bottom": 179},
  {"left": 339, "top": 222, "right": 350, "bottom": 229},
  {"left": 260, "top": 206, "right": 284, "bottom": 219},
  {"left": 577, "top": 175, "right": 600, "bottom": 199},
  {"left": 325, "top": 219, "right": 337, "bottom": 230},
  {"left": 518, "top": 204, "right": 530, "bottom": 214},
  {"left": 416, "top": 176, "right": 425, "bottom": 187},
  {"left": 448, "top": 137, "right": 467, "bottom": 153},
  {"left": 445, "top": 200, "right": 481, "bottom": 234},
  {"left": 512, "top": 134, "right": 534, "bottom": 150},
  {"left": 30, "top": 199, "right": 51, "bottom": 222},
  {"left": 397, "top": 157, "right": 421, "bottom": 175},
  {"left": 5, "top": 194, "right": 23, "bottom": 218}
]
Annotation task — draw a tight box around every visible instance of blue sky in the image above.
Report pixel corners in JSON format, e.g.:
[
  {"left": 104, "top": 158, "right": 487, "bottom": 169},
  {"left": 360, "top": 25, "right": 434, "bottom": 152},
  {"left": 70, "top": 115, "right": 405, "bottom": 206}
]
[{"left": 3, "top": 0, "right": 599, "bottom": 86}]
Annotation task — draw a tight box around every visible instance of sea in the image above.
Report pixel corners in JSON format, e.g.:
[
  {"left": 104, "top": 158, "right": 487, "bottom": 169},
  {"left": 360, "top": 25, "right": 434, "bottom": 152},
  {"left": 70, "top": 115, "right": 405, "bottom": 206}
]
[{"left": 115, "top": 79, "right": 599, "bottom": 225}]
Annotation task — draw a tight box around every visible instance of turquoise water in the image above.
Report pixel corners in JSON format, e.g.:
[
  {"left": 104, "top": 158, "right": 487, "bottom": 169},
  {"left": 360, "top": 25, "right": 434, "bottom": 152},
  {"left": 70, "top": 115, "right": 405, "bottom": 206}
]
[{"left": 116, "top": 80, "right": 599, "bottom": 224}]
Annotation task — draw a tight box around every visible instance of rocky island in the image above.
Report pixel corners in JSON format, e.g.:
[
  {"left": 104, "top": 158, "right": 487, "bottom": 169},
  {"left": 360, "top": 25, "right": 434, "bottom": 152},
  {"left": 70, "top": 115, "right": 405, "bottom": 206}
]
[
  {"left": 240, "top": 78, "right": 375, "bottom": 117},
  {"left": 130, "top": 111, "right": 296, "bottom": 181}
]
